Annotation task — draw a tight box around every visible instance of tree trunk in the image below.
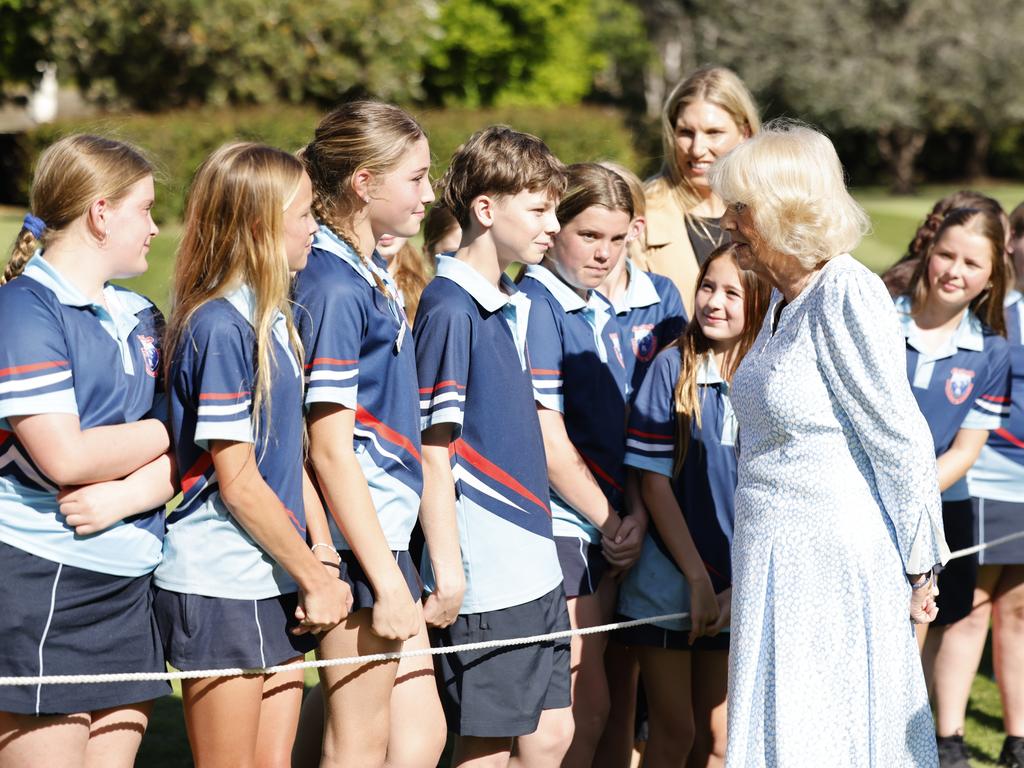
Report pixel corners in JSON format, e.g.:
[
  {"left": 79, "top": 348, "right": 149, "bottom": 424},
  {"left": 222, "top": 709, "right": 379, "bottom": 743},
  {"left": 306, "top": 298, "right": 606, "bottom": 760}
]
[
  {"left": 966, "top": 128, "right": 991, "bottom": 181},
  {"left": 877, "top": 128, "right": 926, "bottom": 195}
]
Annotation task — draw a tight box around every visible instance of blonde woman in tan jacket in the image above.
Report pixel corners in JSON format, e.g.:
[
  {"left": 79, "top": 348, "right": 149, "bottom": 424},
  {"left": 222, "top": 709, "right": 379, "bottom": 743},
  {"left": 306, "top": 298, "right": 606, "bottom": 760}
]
[{"left": 643, "top": 66, "right": 760, "bottom": 316}]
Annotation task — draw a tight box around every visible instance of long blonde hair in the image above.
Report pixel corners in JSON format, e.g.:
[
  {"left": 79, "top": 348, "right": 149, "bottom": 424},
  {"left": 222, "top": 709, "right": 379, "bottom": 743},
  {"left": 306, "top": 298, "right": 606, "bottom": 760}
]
[
  {"left": 3, "top": 134, "right": 152, "bottom": 285},
  {"left": 301, "top": 100, "right": 425, "bottom": 298},
  {"left": 653, "top": 66, "right": 760, "bottom": 218},
  {"left": 672, "top": 243, "right": 770, "bottom": 474},
  {"left": 167, "top": 142, "right": 306, "bottom": 439}
]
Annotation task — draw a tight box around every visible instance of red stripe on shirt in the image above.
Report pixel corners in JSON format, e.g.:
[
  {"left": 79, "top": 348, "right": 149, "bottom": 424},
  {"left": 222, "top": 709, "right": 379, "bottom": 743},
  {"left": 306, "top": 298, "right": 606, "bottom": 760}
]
[
  {"left": 0, "top": 360, "right": 69, "bottom": 378},
  {"left": 199, "top": 391, "right": 251, "bottom": 401},
  {"left": 530, "top": 368, "right": 561, "bottom": 376},
  {"left": 982, "top": 395, "right": 1010, "bottom": 402},
  {"left": 996, "top": 428, "right": 1024, "bottom": 450},
  {"left": 627, "top": 427, "right": 673, "bottom": 441},
  {"left": 181, "top": 453, "right": 214, "bottom": 495},
  {"left": 304, "top": 357, "right": 357, "bottom": 370},
  {"left": 580, "top": 451, "right": 623, "bottom": 492},
  {"left": 355, "top": 406, "right": 422, "bottom": 462},
  {"left": 418, "top": 380, "right": 466, "bottom": 395},
  {"left": 453, "top": 437, "right": 551, "bottom": 516}
]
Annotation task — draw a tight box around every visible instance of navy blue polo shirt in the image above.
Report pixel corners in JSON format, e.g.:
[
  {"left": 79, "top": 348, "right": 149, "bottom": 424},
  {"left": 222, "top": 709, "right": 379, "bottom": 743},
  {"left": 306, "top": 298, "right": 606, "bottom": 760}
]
[
  {"left": 414, "top": 255, "right": 562, "bottom": 614},
  {"left": 519, "top": 263, "right": 629, "bottom": 543},
  {"left": 603, "top": 260, "right": 687, "bottom": 402},
  {"left": 969, "top": 290, "right": 1024, "bottom": 500},
  {"left": 895, "top": 295, "right": 1011, "bottom": 501},
  {"left": 623, "top": 348, "right": 736, "bottom": 595},
  {"left": 156, "top": 284, "right": 307, "bottom": 599},
  {"left": 292, "top": 226, "right": 423, "bottom": 551},
  {"left": 0, "top": 254, "right": 164, "bottom": 576}
]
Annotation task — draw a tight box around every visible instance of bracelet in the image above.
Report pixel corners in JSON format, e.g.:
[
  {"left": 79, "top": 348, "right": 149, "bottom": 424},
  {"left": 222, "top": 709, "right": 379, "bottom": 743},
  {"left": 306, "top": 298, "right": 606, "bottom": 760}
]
[
  {"left": 311, "top": 542, "right": 339, "bottom": 558},
  {"left": 910, "top": 572, "right": 933, "bottom": 590}
]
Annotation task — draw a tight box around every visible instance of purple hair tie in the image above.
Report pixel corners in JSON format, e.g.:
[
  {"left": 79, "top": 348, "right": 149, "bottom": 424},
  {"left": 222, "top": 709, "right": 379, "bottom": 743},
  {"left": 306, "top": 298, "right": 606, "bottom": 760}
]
[{"left": 23, "top": 213, "right": 46, "bottom": 239}]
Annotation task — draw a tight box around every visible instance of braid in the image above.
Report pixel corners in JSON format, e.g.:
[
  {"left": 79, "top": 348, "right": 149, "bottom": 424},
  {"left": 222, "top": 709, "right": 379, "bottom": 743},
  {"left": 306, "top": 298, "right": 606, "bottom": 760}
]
[
  {"left": 2, "top": 229, "right": 39, "bottom": 285},
  {"left": 311, "top": 196, "right": 393, "bottom": 300}
]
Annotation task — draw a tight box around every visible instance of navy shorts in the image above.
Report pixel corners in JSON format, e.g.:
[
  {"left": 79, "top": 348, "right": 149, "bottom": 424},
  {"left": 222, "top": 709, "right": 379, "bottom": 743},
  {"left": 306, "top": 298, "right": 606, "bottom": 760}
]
[
  {"left": 0, "top": 540, "right": 169, "bottom": 715},
  {"left": 153, "top": 589, "right": 317, "bottom": 670},
  {"left": 935, "top": 498, "right": 977, "bottom": 626},
  {"left": 339, "top": 549, "right": 422, "bottom": 612},
  {"left": 972, "top": 497, "right": 1024, "bottom": 565},
  {"left": 431, "top": 584, "right": 572, "bottom": 737},
  {"left": 554, "top": 536, "right": 608, "bottom": 598},
  {"left": 612, "top": 613, "right": 730, "bottom": 652}
]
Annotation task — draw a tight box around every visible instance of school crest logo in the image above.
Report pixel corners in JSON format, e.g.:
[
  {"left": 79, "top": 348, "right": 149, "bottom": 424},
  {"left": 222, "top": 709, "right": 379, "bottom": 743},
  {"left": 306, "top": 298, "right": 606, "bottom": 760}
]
[
  {"left": 631, "top": 324, "right": 657, "bottom": 363},
  {"left": 945, "top": 367, "right": 975, "bottom": 405},
  {"left": 137, "top": 335, "right": 160, "bottom": 378},
  {"left": 608, "top": 332, "right": 625, "bottom": 369}
]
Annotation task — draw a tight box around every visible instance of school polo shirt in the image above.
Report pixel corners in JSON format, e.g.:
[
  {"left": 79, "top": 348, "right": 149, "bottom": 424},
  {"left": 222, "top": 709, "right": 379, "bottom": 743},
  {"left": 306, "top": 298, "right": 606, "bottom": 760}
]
[
  {"left": 293, "top": 227, "right": 422, "bottom": 551},
  {"left": 604, "top": 260, "right": 687, "bottom": 402},
  {"left": 156, "top": 284, "right": 306, "bottom": 599},
  {"left": 0, "top": 254, "right": 164, "bottom": 576},
  {"left": 414, "top": 255, "right": 562, "bottom": 614},
  {"left": 969, "top": 290, "right": 1024, "bottom": 501},
  {"left": 895, "top": 295, "right": 1011, "bottom": 501},
  {"left": 623, "top": 348, "right": 736, "bottom": 592},
  {"left": 519, "top": 264, "right": 628, "bottom": 544}
]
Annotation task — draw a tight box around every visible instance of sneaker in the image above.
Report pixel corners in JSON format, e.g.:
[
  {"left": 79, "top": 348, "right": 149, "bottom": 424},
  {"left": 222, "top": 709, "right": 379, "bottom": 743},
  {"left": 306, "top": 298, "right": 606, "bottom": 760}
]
[
  {"left": 937, "top": 735, "right": 971, "bottom": 768},
  {"left": 999, "top": 736, "right": 1024, "bottom": 768}
]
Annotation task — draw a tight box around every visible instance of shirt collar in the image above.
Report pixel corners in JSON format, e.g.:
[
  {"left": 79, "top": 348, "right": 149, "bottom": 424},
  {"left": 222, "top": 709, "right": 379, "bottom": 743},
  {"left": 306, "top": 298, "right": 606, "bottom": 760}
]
[
  {"left": 314, "top": 224, "right": 394, "bottom": 292},
  {"left": 895, "top": 294, "right": 985, "bottom": 354},
  {"left": 22, "top": 252, "right": 150, "bottom": 311},
  {"left": 610, "top": 260, "right": 661, "bottom": 314},
  {"left": 1006, "top": 288, "right": 1023, "bottom": 308},
  {"left": 435, "top": 254, "right": 520, "bottom": 313},
  {"left": 525, "top": 263, "right": 589, "bottom": 312},
  {"left": 223, "top": 283, "right": 300, "bottom": 375},
  {"left": 696, "top": 352, "right": 726, "bottom": 386}
]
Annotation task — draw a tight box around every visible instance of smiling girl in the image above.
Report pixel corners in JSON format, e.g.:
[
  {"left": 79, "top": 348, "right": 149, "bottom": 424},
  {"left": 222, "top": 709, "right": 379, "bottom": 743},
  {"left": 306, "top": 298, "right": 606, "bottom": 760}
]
[
  {"left": 615, "top": 242, "right": 769, "bottom": 768},
  {"left": 0, "top": 134, "right": 173, "bottom": 768},
  {"left": 291, "top": 101, "right": 447, "bottom": 768},
  {"left": 518, "top": 162, "right": 637, "bottom": 767},
  {"left": 895, "top": 207, "right": 1012, "bottom": 766},
  {"left": 643, "top": 67, "right": 759, "bottom": 315}
]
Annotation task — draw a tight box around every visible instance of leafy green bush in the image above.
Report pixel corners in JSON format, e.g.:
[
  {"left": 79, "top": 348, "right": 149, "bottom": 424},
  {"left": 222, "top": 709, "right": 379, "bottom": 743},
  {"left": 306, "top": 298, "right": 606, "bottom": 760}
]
[{"left": 12, "top": 103, "right": 641, "bottom": 222}]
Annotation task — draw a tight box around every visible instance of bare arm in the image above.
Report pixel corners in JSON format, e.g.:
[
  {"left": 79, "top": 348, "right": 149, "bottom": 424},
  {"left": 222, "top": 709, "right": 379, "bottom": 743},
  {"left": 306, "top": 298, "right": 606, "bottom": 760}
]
[
  {"left": 59, "top": 451, "right": 178, "bottom": 536},
  {"left": 213, "top": 439, "right": 347, "bottom": 634},
  {"left": 10, "top": 413, "right": 169, "bottom": 486},
  {"left": 307, "top": 403, "right": 418, "bottom": 639},
  {"left": 936, "top": 428, "right": 989, "bottom": 492},
  {"left": 419, "top": 423, "right": 465, "bottom": 628},
  {"left": 536, "top": 406, "right": 622, "bottom": 537},
  {"left": 640, "top": 471, "right": 719, "bottom": 640},
  {"left": 603, "top": 468, "right": 647, "bottom": 569}
]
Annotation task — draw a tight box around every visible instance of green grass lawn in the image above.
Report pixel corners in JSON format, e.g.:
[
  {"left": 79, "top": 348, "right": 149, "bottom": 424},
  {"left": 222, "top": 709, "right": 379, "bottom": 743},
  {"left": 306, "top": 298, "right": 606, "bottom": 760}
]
[{"left": 2, "top": 182, "right": 1023, "bottom": 765}]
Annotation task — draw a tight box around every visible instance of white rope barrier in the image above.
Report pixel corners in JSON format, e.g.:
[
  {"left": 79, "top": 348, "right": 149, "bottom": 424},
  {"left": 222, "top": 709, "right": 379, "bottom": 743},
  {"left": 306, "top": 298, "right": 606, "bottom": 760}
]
[{"left": 1, "top": 531, "right": 1021, "bottom": 687}]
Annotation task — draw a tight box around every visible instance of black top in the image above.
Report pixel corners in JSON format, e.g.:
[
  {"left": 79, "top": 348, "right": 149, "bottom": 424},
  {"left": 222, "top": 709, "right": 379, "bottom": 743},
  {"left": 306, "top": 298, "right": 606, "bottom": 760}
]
[{"left": 686, "top": 215, "right": 725, "bottom": 266}]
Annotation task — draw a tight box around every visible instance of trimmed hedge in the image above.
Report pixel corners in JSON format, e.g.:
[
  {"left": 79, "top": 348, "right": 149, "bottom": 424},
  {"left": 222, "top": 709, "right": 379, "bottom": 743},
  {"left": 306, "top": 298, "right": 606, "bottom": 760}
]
[{"left": 10, "top": 103, "right": 644, "bottom": 223}]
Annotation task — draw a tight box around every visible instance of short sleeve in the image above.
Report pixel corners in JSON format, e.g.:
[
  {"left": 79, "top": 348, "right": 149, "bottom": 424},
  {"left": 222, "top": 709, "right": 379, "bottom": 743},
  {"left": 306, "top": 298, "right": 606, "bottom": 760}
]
[
  {"left": 0, "top": 287, "right": 78, "bottom": 423},
  {"left": 654, "top": 278, "right": 687, "bottom": 348},
  {"left": 812, "top": 264, "right": 949, "bottom": 573},
  {"left": 525, "top": 296, "right": 565, "bottom": 412},
  {"left": 961, "top": 336, "right": 1011, "bottom": 431},
  {"left": 624, "top": 349, "right": 679, "bottom": 477},
  {"left": 181, "top": 320, "right": 255, "bottom": 449},
  {"left": 294, "top": 283, "right": 365, "bottom": 410},
  {"left": 413, "top": 304, "right": 471, "bottom": 431}
]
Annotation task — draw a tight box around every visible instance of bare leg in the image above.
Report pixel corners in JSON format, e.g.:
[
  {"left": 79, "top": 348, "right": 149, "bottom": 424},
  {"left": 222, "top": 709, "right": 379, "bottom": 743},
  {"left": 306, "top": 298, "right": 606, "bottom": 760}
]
[
  {"left": 562, "top": 575, "right": 617, "bottom": 768},
  {"left": 452, "top": 736, "right": 512, "bottom": 768},
  {"left": 993, "top": 565, "right": 1024, "bottom": 736},
  {"left": 182, "top": 673, "right": 270, "bottom": 768},
  {"left": 386, "top": 614, "right": 447, "bottom": 767},
  {"left": 510, "top": 706, "right": 574, "bottom": 768},
  {"left": 317, "top": 609, "right": 401, "bottom": 768},
  {"left": 687, "top": 650, "right": 727, "bottom": 768},
  {"left": 0, "top": 710, "right": 90, "bottom": 768},
  {"left": 84, "top": 702, "right": 152, "bottom": 768},
  {"left": 924, "top": 567, "right": 999, "bottom": 736},
  {"left": 593, "top": 641, "right": 639, "bottom": 768},
  {"left": 636, "top": 645, "right": 694, "bottom": 768},
  {"left": 254, "top": 667, "right": 305, "bottom": 768}
]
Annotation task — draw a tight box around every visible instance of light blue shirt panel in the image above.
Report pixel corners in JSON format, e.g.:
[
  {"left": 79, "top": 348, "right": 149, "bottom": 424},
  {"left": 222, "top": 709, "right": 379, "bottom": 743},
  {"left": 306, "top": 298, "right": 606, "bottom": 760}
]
[
  {"left": 421, "top": 490, "right": 564, "bottom": 614},
  {"left": 608, "top": 260, "right": 662, "bottom": 315},
  {"left": 968, "top": 444, "right": 1024, "bottom": 503},
  {"left": 616, "top": 534, "right": 710, "bottom": 632},
  {"left": 895, "top": 294, "right": 985, "bottom": 389}
]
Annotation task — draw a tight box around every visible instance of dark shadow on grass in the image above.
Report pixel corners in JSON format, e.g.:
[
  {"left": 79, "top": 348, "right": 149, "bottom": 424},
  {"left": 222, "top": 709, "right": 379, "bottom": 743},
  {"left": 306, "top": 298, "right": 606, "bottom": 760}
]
[{"left": 135, "top": 695, "right": 192, "bottom": 767}]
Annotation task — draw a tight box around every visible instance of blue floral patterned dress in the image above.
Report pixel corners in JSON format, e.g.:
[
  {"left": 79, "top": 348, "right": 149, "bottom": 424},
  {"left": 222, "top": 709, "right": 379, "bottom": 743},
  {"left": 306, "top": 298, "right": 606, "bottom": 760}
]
[{"left": 727, "top": 254, "right": 949, "bottom": 767}]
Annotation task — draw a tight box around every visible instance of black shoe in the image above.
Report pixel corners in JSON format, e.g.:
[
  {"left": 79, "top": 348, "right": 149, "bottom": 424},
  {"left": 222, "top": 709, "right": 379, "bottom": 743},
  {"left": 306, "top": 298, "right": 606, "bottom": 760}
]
[
  {"left": 937, "top": 735, "right": 971, "bottom": 768},
  {"left": 999, "top": 736, "right": 1024, "bottom": 768}
]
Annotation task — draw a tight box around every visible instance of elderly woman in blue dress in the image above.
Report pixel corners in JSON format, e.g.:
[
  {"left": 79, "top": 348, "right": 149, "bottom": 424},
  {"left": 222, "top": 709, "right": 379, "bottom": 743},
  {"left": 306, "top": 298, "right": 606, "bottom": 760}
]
[{"left": 707, "top": 122, "right": 950, "bottom": 767}]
